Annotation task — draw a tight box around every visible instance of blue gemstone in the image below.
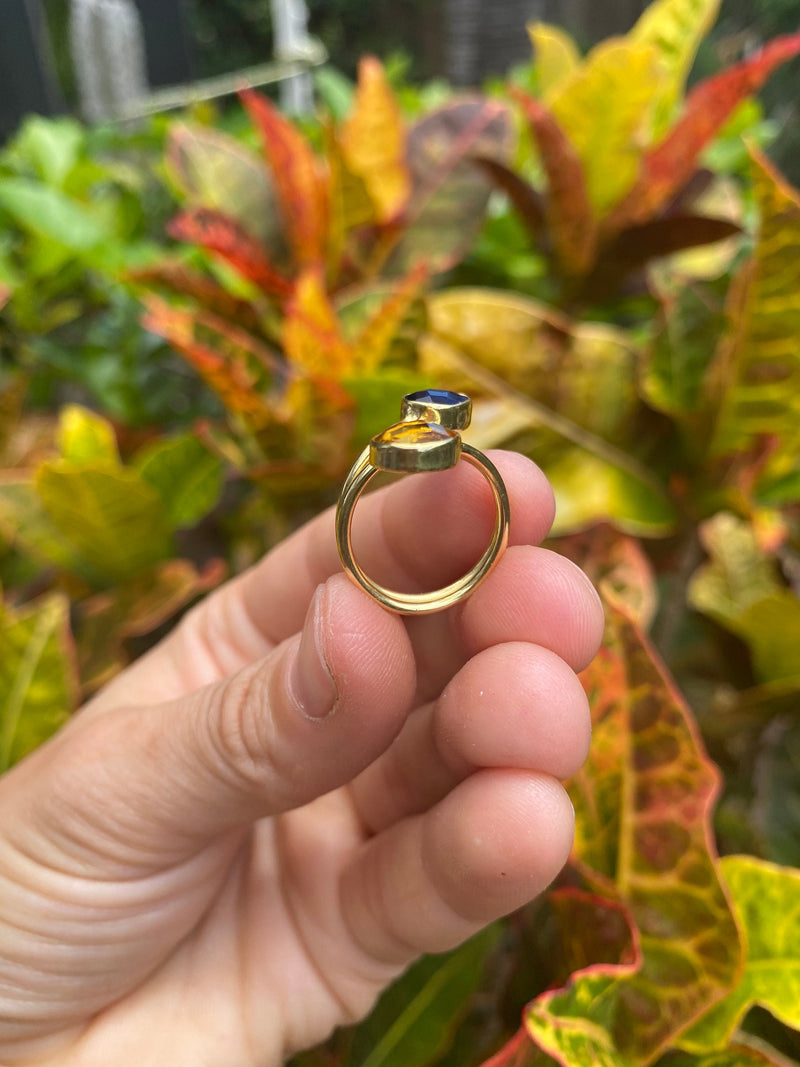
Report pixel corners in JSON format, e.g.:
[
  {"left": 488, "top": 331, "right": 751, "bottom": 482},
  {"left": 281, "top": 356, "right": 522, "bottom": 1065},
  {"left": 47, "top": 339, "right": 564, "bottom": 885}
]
[{"left": 406, "top": 389, "right": 468, "bottom": 406}]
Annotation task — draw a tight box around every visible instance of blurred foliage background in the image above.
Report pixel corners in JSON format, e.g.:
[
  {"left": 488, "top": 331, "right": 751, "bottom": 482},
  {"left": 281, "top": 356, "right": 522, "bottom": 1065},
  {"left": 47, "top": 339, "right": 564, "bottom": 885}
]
[{"left": 2, "top": 1, "right": 800, "bottom": 1066}]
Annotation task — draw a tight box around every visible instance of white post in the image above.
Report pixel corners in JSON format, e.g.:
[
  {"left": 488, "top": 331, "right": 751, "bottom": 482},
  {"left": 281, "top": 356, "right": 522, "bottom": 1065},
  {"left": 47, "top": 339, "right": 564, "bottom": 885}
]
[
  {"left": 270, "top": 0, "right": 314, "bottom": 115},
  {"left": 69, "top": 0, "right": 149, "bottom": 122}
]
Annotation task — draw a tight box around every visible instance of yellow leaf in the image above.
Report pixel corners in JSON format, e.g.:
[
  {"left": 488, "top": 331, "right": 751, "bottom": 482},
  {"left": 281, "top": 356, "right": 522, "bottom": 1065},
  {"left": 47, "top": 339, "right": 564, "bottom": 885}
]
[
  {"left": 527, "top": 22, "right": 581, "bottom": 100},
  {"left": 350, "top": 265, "right": 427, "bottom": 373},
  {"left": 550, "top": 40, "right": 666, "bottom": 217},
  {"left": 426, "top": 288, "right": 638, "bottom": 441},
  {"left": 0, "top": 592, "right": 75, "bottom": 771},
  {"left": 340, "top": 56, "right": 411, "bottom": 224},
  {"left": 631, "top": 0, "right": 722, "bottom": 135},
  {"left": 324, "top": 124, "right": 375, "bottom": 278},
  {"left": 710, "top": 149, "right": 800, "bottom": 466},
  {"left": 36, "top": 462, "right": 172, "bottom": 583},
  {"left": 57, "top": 405, "right": 119, "bottom": 465},
  {"left": 282, "top": 269, "right": 352, "bottom": 378}
]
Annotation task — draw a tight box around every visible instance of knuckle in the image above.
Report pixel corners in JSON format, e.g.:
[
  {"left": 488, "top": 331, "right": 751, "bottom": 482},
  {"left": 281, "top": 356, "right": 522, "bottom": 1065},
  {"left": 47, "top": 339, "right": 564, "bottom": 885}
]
[{"left": 202, "top": 662, "right": 279, "bottom": 790}]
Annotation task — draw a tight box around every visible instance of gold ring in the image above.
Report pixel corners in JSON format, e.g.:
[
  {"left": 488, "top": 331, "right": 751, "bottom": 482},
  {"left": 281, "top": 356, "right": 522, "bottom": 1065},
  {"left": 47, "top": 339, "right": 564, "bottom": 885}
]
[{"left": 335, "top": 390, "right": 510, "bottom": 614}]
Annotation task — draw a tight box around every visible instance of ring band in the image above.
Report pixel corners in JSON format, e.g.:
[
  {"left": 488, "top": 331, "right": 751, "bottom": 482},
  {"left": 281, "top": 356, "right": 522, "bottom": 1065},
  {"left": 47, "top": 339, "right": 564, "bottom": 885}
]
[{"left": 335, "top": 390, "right": 510, "bottom": 614}]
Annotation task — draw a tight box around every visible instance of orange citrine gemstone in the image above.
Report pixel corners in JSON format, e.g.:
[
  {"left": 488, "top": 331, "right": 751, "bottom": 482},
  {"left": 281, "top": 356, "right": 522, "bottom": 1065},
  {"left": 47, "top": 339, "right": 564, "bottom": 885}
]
[{"left": 370, "top": 420, "right": 460, "bottom": 472}]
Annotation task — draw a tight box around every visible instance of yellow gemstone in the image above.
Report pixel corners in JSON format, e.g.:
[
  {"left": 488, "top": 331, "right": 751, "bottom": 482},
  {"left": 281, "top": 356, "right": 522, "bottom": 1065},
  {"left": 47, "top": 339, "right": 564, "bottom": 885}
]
[{"left": 370, "top": 420, "right": 460, "bottom": 473}]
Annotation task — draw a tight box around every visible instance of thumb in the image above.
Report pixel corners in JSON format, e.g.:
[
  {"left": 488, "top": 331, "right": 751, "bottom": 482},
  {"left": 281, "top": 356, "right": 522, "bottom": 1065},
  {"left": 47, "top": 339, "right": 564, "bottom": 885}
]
[{"left": 6, "top": 576, "right": 415, "bottom": 868}]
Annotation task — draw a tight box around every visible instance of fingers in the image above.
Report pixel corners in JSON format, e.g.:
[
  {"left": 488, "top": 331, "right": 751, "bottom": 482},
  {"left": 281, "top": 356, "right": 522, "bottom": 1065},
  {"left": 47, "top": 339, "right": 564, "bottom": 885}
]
[
  {"left": 406, "top": 545, "right": 604, "bottom": 705},
  {"left": 9, "top": 577, "right": 416, "bottom": 867},
  {"left": 341, "top": 770, "right": 574, "bottom": 963},
  {"left": 86, "top": 453, "right": 555, "bottom": 714},
  {"left": 240, "top": 450, "right": 554, "bottom": 639},
  {"left": 349, "top": 641, "right": 591, "bottom": 834}
]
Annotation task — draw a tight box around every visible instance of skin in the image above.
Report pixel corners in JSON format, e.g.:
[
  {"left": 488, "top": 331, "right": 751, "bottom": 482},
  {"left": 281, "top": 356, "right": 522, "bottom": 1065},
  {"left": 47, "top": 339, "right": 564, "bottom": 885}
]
[{"left": 0, "top": 452, "right": 603, "bottom": 1067}]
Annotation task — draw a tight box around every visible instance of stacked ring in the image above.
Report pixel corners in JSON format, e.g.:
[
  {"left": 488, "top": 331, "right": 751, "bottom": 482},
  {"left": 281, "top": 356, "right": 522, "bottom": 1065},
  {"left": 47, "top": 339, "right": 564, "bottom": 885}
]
[{"left": 335, "top": 390, "right": 510, "bottom": 614}]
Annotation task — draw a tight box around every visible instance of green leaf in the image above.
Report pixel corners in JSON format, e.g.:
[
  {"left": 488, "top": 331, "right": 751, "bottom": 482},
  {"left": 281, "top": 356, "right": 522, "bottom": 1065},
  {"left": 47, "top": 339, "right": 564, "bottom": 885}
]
[
  {"left": 546, "top": 447, "right": 678, "bottom": 537},
  {"left": 753, "top": 716, "right": 800, "bottom": 868},
  {"left": 57, "top": 405, "right": 120, "bottom": 465},
  {"left": 165, "top": 122, "right": 285, "bottom": 254},
  {"left": 11, "top": 115, "right": 84, "bottom": 187},
  {"left": 135, "top": 434, "right": 224, "bottom": 529},
  {"left": 0, "top": 592, "right": 76, "bottom": 772},
  {"left": 343, "top": 373, "right": 426, "bottom": 447},
  {"left": 348, "top": 925, "right": 501, "bottom": 1067},
  {"left": 527, "top": 973, "right": 640, "bottom": 1067},
  {"left": 35, "top": 462, "right": 172, "bottom": 584},
  {"left": 0, "top": 178, "right": 107, "bottom": 252},
  {"left": 492, "top": 892, "right": 639, "bottom": 1066},
  {"left": 569, "top": 602, "right": 742, "bottom": 1061},
  {"left": 643, "top": 276, "right": 730, "bottom": 418},
  {"left": 76, "top": 558, "right": 225, "bottom": 691},
  {"left": 665, "top": 1041, "right": 800, "bottom": 1066},
  {"left": 755, "top": 465, "right": 800, "bottom": 507},
  {"left": 680, "top": 856, "right": 800, "bottom": 1051},
  {"left": 688, "top": 513, "right": 800, "bottom": 683},
  {"left": 0, "top": 477, "right": 84, "bottom": 574},
  {"left": 314, "top": 66, "right": 355, "bottom": 121},
  {"left": 737, "top": 594, "right": 800, "bottom": 685}
]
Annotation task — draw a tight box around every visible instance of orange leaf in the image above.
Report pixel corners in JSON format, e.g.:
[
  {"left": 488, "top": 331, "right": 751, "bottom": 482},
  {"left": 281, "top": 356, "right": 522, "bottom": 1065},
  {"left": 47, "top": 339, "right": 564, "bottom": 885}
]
[
  {"left": 167, "top": 209, "right": 292, "bottom": 299},
  {"left": 340, "top": 56, "right": 411, "bottom": 224},
  {"left": 129, "top": 260, "right": 262, "bottom": 330},
  {"left": 241, "top": 89, "right": 328, "bottom": 267},
  {"left": 351, "top": 263, "right": 428, "bottom": 372},
  {"left": 612, "top": 32, "right": 800, "bottom": 227},
  {"left": 513, "top": 89, "right": 597, "bottom": 275},
  {"left": 558, "top": 527, "right": 658, "bottom": 630},
  {"left": 142, "top": 296, "right": 278, "bottom": 430},
  {"left": 569, "top": 600, "right": 742, "bottom": 1061},
  {"left": 282, "top": 269, "right": 352, "bottom": 378}
]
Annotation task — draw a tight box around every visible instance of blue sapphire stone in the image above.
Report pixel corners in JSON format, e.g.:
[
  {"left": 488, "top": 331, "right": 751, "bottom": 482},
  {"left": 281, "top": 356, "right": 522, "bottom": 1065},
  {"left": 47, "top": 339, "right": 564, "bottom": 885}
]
[{"left": 406, "top": 389, "right": 468, "bottom": 406}]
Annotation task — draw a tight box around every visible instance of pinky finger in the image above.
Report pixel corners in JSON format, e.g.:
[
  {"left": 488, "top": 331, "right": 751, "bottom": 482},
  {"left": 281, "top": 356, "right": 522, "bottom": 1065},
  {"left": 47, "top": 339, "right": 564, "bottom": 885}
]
[{"left": 340, "top": 769, "right": 574, "bottom": 965}]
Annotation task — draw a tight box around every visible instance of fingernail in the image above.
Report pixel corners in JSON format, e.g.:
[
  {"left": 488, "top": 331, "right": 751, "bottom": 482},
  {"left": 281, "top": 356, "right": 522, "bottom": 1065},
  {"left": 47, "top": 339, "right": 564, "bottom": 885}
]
[{"left": 291, "top": 585, "right": 337, "bottom": 720}]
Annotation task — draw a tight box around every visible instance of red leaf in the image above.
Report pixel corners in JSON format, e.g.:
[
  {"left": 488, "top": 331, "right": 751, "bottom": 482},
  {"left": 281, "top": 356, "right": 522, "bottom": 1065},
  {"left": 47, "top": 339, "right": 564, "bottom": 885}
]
[
  {"left": 142, "top": 296, "right": 282, "bottom": 429},
  {"left": 472, "top": 155, "right": 548, "bottom": 242},
  {"left": 128, "top": 260, "right": 262, "bottom": 329},
  {"left": 480, "top": 1029, "right": 537, "bottom": 1067},
  {"left": 386, "top": 98, "right": 513, "bottom": 276},
  {"left": 513, "top": 89, "right": 597, "bottom": 276},
  {"left": 612, "top": 32, "right": 800, "bottom": 227},
  {"left": 577, "top": 214, "right": 741, "bottom": 303},
  {"left": 240, "top": 89, "right": 328, "bottom": 268},
  {"left": 167, "top": 208, "right": 292, "bottom": 299}
]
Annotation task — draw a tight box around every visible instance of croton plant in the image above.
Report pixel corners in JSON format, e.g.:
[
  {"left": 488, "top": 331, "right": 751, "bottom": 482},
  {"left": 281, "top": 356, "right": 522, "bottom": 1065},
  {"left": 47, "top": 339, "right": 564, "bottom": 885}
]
[{"left": 1, "top": 0, "right": 800, "bottom": 1063}]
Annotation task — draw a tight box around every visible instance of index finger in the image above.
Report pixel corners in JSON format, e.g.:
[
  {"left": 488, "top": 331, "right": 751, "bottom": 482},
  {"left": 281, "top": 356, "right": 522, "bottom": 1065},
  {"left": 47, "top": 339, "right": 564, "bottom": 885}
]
[
  {"left": 86, "top": 453, "right": 555, "bottom": 713},
  {"left": 242, "top": 450, "right": 556, "bottom": 642}
]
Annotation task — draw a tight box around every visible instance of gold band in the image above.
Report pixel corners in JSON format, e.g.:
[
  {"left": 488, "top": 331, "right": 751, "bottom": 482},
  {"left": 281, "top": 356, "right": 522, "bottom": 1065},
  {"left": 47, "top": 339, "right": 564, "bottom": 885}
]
[{"left": 335, "top": 392, "right": 510, "bottom": 615}]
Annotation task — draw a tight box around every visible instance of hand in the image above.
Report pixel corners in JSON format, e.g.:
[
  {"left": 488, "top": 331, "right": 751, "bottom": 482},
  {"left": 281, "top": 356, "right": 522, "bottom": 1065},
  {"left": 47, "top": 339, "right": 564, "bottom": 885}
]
[{"left": 0, "top": 452, "right": 603, "bottom": 1067}]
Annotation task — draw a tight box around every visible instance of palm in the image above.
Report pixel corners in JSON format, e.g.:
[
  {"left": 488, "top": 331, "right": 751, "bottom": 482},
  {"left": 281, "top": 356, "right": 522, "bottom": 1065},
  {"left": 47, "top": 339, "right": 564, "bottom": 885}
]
[{"left": 75, "top": 797, "right": 382, "bottom": 1066}]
